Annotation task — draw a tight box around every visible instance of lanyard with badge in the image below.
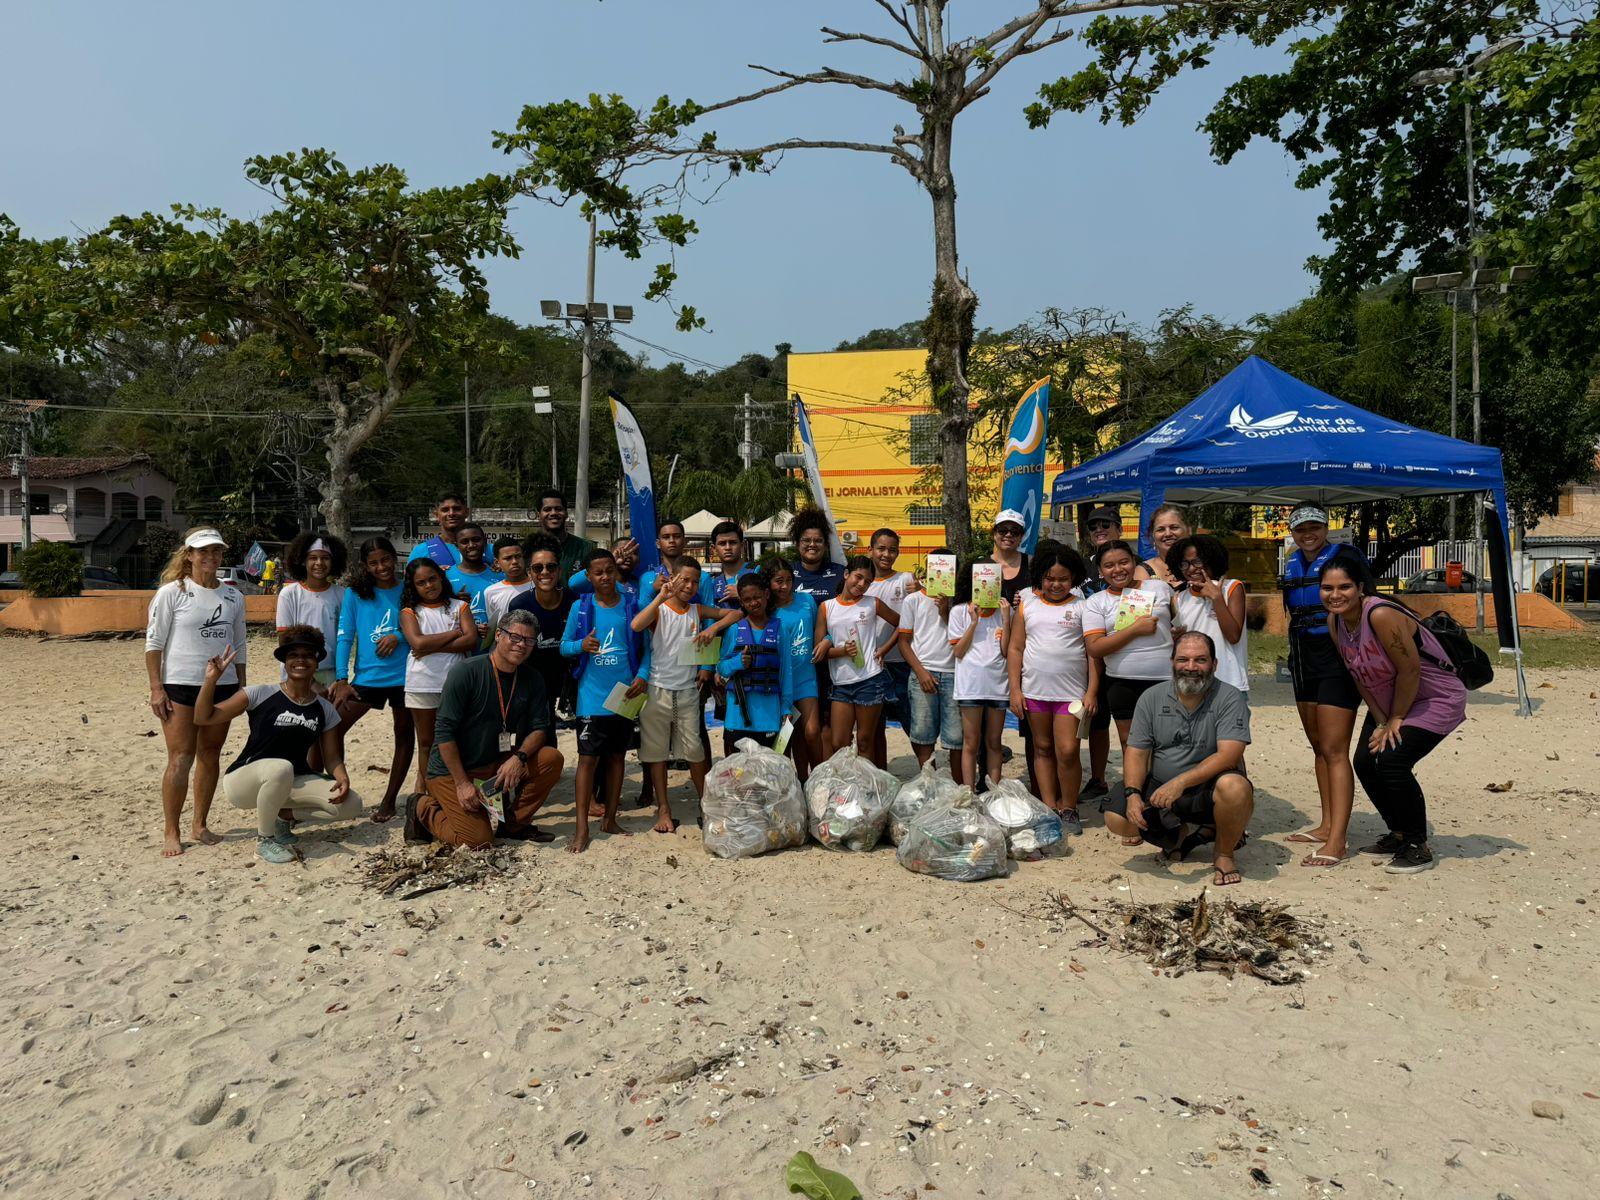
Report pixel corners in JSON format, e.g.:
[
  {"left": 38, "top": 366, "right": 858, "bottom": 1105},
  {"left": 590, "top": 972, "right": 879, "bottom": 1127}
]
[{"left": 495, "top": 667, "right": 519, "bottom": 753}]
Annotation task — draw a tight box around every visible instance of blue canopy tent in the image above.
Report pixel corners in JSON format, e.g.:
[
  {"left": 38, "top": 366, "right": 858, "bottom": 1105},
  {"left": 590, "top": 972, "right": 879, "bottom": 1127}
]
[{"left": 1050, "top": 355, "right": 1530, "bottom": 714}]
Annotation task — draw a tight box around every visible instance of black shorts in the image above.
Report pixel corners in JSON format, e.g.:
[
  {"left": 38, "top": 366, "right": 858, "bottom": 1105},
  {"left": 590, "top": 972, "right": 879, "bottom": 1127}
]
[
  {"left": 164, "top": 682, "right": 240, "bottom": 708},
  {"left": 577, "top": 714, "right": 633, "bottom": 758},
  {"left": 1289, "top": 635, "right": 1360, "bottom": 709},
  {"left": 1105, "top": 675, "right": 1162, "bottom": 723},
  {"left": 1090, "top": 672, "right": 1113, "bottom": 732},
  {"left": 351, "top": 683, "right": 407, "bottom": 710},
  {"left": 1103, "top": 769, "right": 1250, "bottom": 849}
]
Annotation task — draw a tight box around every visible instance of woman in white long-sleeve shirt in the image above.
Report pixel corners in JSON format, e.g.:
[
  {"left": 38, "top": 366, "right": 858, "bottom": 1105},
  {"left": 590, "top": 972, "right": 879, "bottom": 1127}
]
[{"left": 145, "top": 528, "right": 248, "bottom": 858}]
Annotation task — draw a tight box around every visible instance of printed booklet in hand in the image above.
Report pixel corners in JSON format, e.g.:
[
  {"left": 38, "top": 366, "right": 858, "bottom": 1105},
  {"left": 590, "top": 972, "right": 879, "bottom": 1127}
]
[
  {"left": 1111, "top": 588, "right": 1157, "bottom": 632},
  {"left": 925, "top": 553, "right": 956, "bottom": 598},
  {"left": 603, "top": 681, "right": 648, "bottom": 720},
  {"left": 971, "top": 563, "right": 1001, "bottom": 609}
]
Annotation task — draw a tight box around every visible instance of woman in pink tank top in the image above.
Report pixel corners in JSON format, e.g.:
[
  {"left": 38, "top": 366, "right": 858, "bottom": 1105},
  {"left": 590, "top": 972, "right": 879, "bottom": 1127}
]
[{"left": 1320, "top": 560, "right": 1466, "bottom": 875}]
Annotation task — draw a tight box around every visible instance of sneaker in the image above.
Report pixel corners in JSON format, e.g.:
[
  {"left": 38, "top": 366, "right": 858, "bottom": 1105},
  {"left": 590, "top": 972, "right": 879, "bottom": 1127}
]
[
  {"left": 1384, "top": 842, "right": 1435, "bottom": 874},
  {"left": 1358, "top": 831, "right": 1407, "bottom": 858},
  {"left": 273, "top": 818, "right": 299, "bottom": 845},
  {"left": 1081, "top": 777, "right": 1109, "bottom": 803},
  {"left": 256, "top": 837, "right": 295, "bottom": 865},
  {"left": 1061, "top": 809, "right": 1084, "bottom": 836}
]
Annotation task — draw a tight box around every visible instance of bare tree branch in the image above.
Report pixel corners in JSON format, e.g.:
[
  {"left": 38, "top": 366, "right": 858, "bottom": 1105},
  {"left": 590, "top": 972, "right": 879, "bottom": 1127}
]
[
  {"left": 692, "top": 137, "right": 926, "bottom": 183},
  {"left": 820, "top": 23, "right": 922, "bottom": 60},
  {"left": 869, "top": 0, "right": 929, "bottom": 55},
  {"left": 748, "top": 63, "right": 913, "bottom": 99}
]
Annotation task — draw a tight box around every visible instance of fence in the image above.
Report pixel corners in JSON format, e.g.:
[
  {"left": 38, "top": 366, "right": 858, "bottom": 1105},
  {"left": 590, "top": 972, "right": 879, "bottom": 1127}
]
[{"left": 1276, "top": 538, "right": 1491, "bottom": 591}]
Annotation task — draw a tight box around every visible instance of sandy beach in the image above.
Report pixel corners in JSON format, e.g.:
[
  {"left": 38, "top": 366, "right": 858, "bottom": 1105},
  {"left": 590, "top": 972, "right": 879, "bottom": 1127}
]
[{"left": 1, "top": 631, "right": 1597, "bottom": 1199}]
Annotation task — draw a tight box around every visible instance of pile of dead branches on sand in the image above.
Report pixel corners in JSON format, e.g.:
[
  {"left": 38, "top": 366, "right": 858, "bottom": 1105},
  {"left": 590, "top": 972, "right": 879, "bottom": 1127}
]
[
  {"left": 357, "top": 843, "right": 527, "bottom": 899},
  {"left": 1053, "top": 889, "right": 1326, "bottom": 985}
]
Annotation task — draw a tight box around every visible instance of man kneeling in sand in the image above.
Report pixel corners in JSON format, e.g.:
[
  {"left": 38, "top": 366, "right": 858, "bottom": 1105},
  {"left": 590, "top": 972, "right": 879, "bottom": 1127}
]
[
  {"left": 410, "top": 610, "right": 564, "bottom": 848},
  {"left": 1102, "top": 631, "right": 1254, "bottom": 886}
]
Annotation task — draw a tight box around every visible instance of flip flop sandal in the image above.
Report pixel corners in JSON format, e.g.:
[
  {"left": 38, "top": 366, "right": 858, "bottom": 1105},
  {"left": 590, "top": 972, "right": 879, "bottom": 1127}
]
[
  {"left": 1300, "top": 853, "right": 1344, "bottom": 868},
  {"left": 1285, "top": 832, "right": 1325, "bottom": 844},
  {"left": 1213, "top": 866, "right": 1243, "bottom": 886}
]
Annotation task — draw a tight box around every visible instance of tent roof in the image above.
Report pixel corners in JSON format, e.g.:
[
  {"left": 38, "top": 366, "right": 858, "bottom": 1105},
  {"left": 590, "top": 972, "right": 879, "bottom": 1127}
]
[
  {"left": 1051, "top": 356, "right": 1505, "bottom": 508},
  {"left": 679, "top": 508, "right": 727, "bottom": 537},
  {"left": 744, "top": 510, "right": 795, "bottom": 538}
]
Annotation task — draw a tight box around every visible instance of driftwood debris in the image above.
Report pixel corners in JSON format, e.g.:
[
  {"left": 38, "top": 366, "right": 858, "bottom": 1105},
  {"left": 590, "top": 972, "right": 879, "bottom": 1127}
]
[
  {"left": 1062, "top": 888, "right": 1324, "bottom": 985},
  {"left": 358, "top": 843, "right": 526, "bottom": 899}
]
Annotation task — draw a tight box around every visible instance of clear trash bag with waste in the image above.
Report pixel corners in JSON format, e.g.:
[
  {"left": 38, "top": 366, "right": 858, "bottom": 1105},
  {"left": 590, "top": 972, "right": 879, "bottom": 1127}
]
[
  {"left": 896, "top": 786, "right": 1008, "bottom": 881},
  {"left": 981, "top": 778, "right": 1066, "bottom": 860},
  {"left": 805, "top": 746, "right": 899, "bottom": 851},
  {"left": 701, "top": 738, "right": 807, "bottom": 859},
  {"left": 889, "top": 761, "right": 968, "bottom": 845}
]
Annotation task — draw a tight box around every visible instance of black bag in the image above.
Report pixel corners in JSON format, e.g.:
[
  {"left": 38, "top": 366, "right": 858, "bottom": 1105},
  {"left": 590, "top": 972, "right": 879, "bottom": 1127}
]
[{"left": 1375, "top": 601, "right": 1494, "bottom": 690}]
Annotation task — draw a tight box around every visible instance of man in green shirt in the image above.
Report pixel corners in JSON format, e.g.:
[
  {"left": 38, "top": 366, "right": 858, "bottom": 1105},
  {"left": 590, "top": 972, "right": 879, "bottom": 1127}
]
[
  {"left": 524, "top": 488, "right": 595, "bottom": 581},
  {"left": 412, "top": 609, "right": 564, "bottom": 848}
]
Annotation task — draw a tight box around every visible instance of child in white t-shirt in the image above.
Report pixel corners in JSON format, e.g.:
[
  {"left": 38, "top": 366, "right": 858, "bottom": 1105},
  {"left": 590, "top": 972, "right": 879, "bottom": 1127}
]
[
  {"left": 815, "top": 556, "right": 904, "bottom": 764},
  {"left": 948, "top": 568, "right": 1012, "bottom": 789},
  {"left": 897, "top": 558, "right": 962, "bottom": 780},
  {"left": 400, "top": 558, "right": 478, "bottom": 798},
  {"left": 1006, "top": 545, "right": 1096, "bottom": 831}
]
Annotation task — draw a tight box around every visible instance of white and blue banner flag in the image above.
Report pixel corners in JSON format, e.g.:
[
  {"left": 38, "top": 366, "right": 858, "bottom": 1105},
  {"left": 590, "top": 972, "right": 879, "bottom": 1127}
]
[
  {"left": 608, "top": 391, "right": 660, "bottom": 573},
  {"left": 999, "top": 377, "right": 1051, "bottom": 554},
  {"left": 794, "top": 396, "right": 845, "bottom": 562}
]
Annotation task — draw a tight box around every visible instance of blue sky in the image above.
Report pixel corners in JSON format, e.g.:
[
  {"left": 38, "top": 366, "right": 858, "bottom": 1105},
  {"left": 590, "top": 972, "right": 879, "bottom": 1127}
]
[{"left": 3, "top": 1, "right": 1327, "bottom": 367}]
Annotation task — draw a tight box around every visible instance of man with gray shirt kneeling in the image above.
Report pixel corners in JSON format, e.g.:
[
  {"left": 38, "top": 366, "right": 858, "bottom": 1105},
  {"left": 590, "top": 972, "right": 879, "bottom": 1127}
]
[{"left": 1102, "top": 631, "right": 1254, "bottom": 886}]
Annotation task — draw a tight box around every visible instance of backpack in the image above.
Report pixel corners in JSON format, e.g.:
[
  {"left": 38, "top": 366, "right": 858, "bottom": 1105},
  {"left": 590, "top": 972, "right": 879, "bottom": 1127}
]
[{"left": 1373, "top": 601, "right": 1493, "bottom": 691}]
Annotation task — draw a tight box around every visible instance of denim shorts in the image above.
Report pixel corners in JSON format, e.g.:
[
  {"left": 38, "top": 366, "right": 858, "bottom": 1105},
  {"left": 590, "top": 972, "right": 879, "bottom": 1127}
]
[
  {"left": 831, "top": 673, "right": 889, "bottom": 707},
  {"left": 907, "top": 670, "right": 962, "bottom": 749},
  {"left": 957, "top": 697, "right": 1008, "bottom": 709}
]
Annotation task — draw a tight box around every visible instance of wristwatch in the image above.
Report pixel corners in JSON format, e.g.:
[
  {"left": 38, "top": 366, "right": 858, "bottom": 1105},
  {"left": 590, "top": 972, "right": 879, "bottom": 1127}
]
[
  {"left": 511, "top": 749, "right": 528, "bottom": 764},
  {"left": 1124, "top": 784, "right": 1144, "bottom": 798}
]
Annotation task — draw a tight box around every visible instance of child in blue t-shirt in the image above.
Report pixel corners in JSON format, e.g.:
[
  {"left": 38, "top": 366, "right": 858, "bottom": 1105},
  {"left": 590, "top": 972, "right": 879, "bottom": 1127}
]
[
  {"left": 332, "top": 537, "right": 414, "bottom": 823},
  {"left": 560, "top": 547, "right": 650, "bottom": 853},
  {"left": 444, "top": 522, "right": 504, "bottom": 647},
  {"left": 767, "top": 558, "right": 823, "bottom": 781},
  {"left": 717, "top": 572, "right": 794, "bottom": 756}
]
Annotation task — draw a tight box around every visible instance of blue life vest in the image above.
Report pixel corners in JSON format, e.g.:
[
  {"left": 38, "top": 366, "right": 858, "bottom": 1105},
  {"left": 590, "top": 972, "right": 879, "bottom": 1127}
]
[
  {"left": 733, "top": 618, "right": 783, "bottom": 694},
  {"left": 569, "top": 591, "right": 643, "bottom": 680},
  {"left": 1280, "top": 542, "right": 1362, "bottom": 637}
]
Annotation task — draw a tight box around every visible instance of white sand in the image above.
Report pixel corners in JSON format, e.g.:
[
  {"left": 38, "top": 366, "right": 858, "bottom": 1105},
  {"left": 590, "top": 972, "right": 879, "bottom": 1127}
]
[{"left": 1, "top": 633, "right": 1596, "bottom": 1198}]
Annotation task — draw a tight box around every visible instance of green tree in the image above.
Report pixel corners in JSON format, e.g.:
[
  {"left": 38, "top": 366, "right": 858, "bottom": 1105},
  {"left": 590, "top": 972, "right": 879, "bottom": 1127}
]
[
  {"left": 494, "top": 0, "right": 1318, "bottom": 558},
  {"left": 62, "top": 149, "right": 520, "bottom": 540}
]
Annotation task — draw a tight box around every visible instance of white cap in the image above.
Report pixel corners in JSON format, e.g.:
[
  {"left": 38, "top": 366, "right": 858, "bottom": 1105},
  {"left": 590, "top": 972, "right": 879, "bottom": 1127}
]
[
  {"left": 1288, "top": 506, "right": 1329, "bottom": 529},
  {"left": 993, "top": 509, "right": 1027, "bottom": 530},
  {"left": 184, "top": 528, "right": 227, "bottom": 549}
]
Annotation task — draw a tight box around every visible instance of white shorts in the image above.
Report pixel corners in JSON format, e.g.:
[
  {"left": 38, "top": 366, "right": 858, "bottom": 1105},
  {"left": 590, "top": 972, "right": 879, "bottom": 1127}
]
[
  {"left": 639, "top": 684, "right": 706, "bottom": 763},
  {"left": 404, "top": 690, "right": 444, "bottom": 711}
]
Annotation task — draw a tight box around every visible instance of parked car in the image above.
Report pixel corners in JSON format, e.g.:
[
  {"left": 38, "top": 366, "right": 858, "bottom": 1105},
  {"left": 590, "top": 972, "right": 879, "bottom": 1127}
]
[
  {"left": 1535, "top": 562, "right": 1600, "bottom": 603},
  {"left": 82, "top": 566, "right": 127, "bottom": 590},
  {"left": 1399, "top": 568, "right": 1492, "bottom": 594},
  {"left": 0, "top": 565, "right": 124, "bottom": 590},
  {"left": 216, "top": 567, "right": 263, "bottom": 595}
]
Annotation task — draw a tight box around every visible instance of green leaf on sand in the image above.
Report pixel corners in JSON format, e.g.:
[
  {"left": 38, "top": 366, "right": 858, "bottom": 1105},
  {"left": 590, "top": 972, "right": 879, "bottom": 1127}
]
[{"left": 785, "top": 1151, "right": 862, "bottom": 1200}]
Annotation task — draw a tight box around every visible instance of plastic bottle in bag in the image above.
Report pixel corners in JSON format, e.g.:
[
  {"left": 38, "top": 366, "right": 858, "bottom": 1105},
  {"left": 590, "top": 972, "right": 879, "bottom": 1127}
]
[
  {"left": 804, "top": 746, "right": 898, "bottom": 851},
  {"left": 889, "top": 761, "right": 967, "bottom": 846},
  {"left": 981, "top": 778, "right": 1066, "bottom": 860},
  {"left": 896, "top": 786, "right": 1008, "bottom": 881},
  {"left": 701, "top": 738, "right": 807, "bottom": 859}
]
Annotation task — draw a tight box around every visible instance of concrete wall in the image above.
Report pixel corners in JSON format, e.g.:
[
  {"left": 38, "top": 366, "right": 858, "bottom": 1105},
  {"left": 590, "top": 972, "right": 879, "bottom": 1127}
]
[{"left": 0, "top": 590, "right": 277, "bottom": 636}]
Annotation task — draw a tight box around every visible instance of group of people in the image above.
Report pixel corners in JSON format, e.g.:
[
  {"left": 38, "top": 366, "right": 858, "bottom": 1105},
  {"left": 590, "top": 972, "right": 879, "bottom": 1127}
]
[{"left": 144, "top": 490, "right": 1468, "bottom": 884}]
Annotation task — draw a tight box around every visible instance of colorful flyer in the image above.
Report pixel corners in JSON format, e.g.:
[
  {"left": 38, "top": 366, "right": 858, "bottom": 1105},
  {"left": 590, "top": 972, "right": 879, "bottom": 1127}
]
[
  {"left": 925, "top": 553, "right": 956, "bottom": 598},
  {"left": 676, "top": 637, "right": 722, "bottom": 667},
  {"left": 971, "top": 563, "right": 1002, "bottom": 609},
  {"left": 1111, "top": 588, "right": 1157, "bottom": 632},
  {"left": 603, "top": 681, "right": 648, "bottom": 720},
  {"left": 475, "top": 777, "right": 507, "bottom": 828}
]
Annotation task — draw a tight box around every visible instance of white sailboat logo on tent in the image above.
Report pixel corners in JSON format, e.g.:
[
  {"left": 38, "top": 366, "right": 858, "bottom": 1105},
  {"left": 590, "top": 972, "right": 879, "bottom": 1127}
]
[{"left": 1227, "top": 404, "right": 1299, "bottom": 434}]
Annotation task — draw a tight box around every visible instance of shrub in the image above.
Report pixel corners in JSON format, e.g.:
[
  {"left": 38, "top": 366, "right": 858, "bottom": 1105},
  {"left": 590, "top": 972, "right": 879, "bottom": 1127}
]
[{"left": 15, "top": 541, "right": 85, "bottom": 597}]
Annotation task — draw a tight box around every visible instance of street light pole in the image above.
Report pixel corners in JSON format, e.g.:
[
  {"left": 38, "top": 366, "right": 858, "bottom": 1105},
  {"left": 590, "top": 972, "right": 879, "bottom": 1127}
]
[
  {"left": 575, "top": 212, "right": 597, "bottom": 544},
  {"left": 1448, "top": 290, "right": 1458, "bottom": 540},
  {"left": 463, "top": 369, "right": 473, "bottom": 510}
]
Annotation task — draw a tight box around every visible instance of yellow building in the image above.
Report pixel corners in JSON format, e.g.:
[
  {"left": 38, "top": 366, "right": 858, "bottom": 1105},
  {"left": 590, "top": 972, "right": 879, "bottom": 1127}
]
[{"left": 787, "top": 347, "right": 1116, "bottom": 561}]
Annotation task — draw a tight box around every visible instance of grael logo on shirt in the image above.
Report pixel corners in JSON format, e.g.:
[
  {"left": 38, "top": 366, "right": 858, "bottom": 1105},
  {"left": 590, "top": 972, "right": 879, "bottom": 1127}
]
[
  {"left": 199, "top": 603, "right": 231, "bottom": 639},
  {"left": 790, "top": 625, "right": 809, "bottom": 655},
  {"left": 592, "top": 627, "right": 621, "bottom": 665},
  {"left": 370, "top": 611, "right": 397, "bottom": 644}
]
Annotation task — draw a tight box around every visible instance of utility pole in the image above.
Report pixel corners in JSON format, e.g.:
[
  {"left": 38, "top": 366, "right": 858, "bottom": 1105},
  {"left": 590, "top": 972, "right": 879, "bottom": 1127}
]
[
  {"left": 531, "top": 386, "right": 555, "bottom": 490},
  {"left": 463, "top": 368, "right": 473, "bottom": 510},
  {"left": 17, "top": 409, "right": 32, "bottom": 550},
  {"left": 740, "top": 391, "right": 754, "bottom": 471},
  {"left": 1448, "top": 292, "right": 1458, "bottom": 541},
  {"left": 538, "top": 226, "right": 633, "bottom": 540}
]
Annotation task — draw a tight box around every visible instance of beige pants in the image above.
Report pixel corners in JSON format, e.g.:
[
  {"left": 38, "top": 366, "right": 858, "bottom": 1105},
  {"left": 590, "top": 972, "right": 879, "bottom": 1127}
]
[{"left": 223, "top": 759, "right": 363, "bottom": 837}]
